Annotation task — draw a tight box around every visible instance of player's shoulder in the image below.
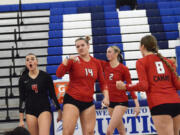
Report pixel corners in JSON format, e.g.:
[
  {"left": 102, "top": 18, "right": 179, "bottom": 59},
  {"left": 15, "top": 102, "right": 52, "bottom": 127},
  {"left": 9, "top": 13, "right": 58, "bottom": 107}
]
[
  {"left": 136, "top": 54, "right": 160, "bottom": 68},
  {"left": 91, "top": 57, "right": 101, "bottom": 64},
  {"left": 19, "top": 71, "right": 28, "bottom": 81},
  {"left": 119, "top": 63, "right": 128, "bottom": 69},
  {"left": 40, "top": 70, "right": 50, "bottom": 77},
  {"left": 119, "top": 63, "right": 130, "bottom": 72},
  {"left": 136, "top": 55, "right": 149, "bottom": 65},
  {"left": 40, "top": 70, "right": 53, "bottom": 81},
  {"left": 91, "top": 57, "right": 104, "bottom": 68},
  {"left": 134, "top": 58, "right": 146, "bottom": 69},
  {"left": 40, "top": 70, "right": 46, "bottom": 74}
]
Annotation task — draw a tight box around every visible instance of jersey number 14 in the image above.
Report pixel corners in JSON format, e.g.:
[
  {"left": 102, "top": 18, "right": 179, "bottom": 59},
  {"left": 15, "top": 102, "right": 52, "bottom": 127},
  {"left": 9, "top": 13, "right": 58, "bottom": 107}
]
[{"left": 85, "top": 68, "right": 93, "bottom": 76}]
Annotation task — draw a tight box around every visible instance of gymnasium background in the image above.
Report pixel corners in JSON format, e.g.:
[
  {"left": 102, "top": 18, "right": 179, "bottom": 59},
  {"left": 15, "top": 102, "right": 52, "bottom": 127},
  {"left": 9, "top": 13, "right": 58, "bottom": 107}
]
[{"left": 0, "top": 0, "right": 180, "bottom": 134}]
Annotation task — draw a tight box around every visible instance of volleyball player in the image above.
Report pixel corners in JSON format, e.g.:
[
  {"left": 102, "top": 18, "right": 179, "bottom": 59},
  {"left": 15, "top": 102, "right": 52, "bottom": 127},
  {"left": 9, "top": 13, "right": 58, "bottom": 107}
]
[
  {"left": 56, "top": 36, "right": 109, "bottom": 135},
  {"left": 100, "top": 46, "right": 140, "bottom": 135},
  {"left": 19, "top": 53, "right": 62, "bottom": 135},
  {"left": 116, "top": 35, "right": 180, "bottom": 135}
]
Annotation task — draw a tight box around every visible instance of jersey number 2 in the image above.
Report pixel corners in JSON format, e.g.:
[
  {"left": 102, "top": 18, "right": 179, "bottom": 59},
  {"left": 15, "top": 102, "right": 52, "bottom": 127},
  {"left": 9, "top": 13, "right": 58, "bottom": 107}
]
[
  {"left": 109, "top": 73, "right": 113, "bottom": 80},
  {"left": 155, "top": 61, "right": 165, "bottom": 74}
]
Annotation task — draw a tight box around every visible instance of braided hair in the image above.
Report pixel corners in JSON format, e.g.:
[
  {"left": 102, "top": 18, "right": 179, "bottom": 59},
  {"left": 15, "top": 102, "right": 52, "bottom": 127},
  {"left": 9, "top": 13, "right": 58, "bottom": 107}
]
[{"left": 140, "top": 35, "right": 179, "bottom": 79}]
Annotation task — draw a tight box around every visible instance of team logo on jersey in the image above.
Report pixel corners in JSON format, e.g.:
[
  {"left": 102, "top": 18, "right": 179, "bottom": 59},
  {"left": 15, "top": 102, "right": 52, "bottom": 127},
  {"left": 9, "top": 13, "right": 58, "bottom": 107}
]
[
  {"left": 24, "top": 79, "right": 29, "bottom": 84},
  {"left": 31, "top": 84, "right": 38, "bottom": 93}
]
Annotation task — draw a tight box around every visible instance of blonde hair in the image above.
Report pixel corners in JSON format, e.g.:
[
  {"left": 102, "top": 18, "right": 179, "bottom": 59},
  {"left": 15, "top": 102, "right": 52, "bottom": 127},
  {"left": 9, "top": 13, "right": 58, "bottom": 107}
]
[
  {"left": 141, "top": 35, "right": 179, "bottom": 79},
  {"left": 75, "top": 36, "right": 91, "bottom": 44},
  {"left": 109, "top": 45, "right": 123, "bottom": 63}
]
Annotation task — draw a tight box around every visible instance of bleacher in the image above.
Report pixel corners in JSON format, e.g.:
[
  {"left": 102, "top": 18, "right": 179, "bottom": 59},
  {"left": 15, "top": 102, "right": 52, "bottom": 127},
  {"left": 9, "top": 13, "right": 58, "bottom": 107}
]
[{"left": 0, "top": 0, "right": 180, "bottom": 133}]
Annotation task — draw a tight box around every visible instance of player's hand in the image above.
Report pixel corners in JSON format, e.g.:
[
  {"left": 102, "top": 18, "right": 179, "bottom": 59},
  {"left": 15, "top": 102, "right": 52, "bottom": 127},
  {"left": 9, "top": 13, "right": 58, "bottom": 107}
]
[
  {"left": 116, "top": 81, "right": 126, "bottom": 90},
  {"left": 63, "top": 55, "right": 79, "bottom": 65},
  {"left": 102, "top": 96, "right": 109, "bottom": 109},
  {"left": 19, "top": 120, "right": 25, "bottom": 127},
  {"left": 69, "top": 55, "right": 80, "bottom": 62},
  {"left": 57, "top": 110, "right": 62, "bottom": 122},
  {"left": 133, "top": 106, "right": 140, "bottom": 117}
]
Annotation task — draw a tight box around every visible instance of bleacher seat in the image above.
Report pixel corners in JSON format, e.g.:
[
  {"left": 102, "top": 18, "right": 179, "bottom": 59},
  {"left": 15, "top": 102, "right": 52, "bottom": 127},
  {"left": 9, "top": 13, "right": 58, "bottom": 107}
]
[
  {"left": 48, "top": 47, "right": 62, "bottom": 55},
  {"left": 63, "top": 1, "right": 77, "bottom": 8},
  {"left": 48, "top": 39, "right": 63, "bottom": 46},
  {"left": 47, "top": 56, "right": 62, "bottom": 65},
  {"left": 46, "top": 65, "right": 59, "bottom": 74}
]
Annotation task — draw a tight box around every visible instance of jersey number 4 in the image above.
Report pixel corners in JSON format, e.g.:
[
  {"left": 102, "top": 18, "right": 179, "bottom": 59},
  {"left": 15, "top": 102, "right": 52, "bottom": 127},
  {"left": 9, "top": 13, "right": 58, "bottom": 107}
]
[
  {"left": 85, "top": 68, "right": 93, "bottom": 76},
  {"left": 155, "top": 61, "right": 165, "bottom": 74}
]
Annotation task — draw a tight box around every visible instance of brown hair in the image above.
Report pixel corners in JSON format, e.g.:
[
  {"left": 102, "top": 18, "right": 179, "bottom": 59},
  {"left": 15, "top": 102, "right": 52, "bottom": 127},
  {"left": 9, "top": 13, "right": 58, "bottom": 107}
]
[
  {"left": 75, "top": 36, "right": 91, "bottom": 45},
  {"left": 141, "top": 35, "right": 179, "bottom": 79},
  {"left": 25, "top": 53, "right": 38, "bottom": 61},
  {"left": 109, "top": 45, "right": 123, "bottom": 63},
  {"left": 26, "top": 53, "right": 37, "bottom": 58}
]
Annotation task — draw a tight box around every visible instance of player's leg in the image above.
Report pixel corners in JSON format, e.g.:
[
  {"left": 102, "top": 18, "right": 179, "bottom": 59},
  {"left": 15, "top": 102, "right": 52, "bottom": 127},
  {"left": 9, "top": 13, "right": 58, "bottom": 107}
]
[
  {"left": 106, "top": 105, "right": 127, "bottom": 135},
  {"left": 80, "top": 105, "right": 96, "bottom": 135},
  {"left": 173, "top": 114, "right": 180, "bottom": 135},
  {"left": 26, "top": 114, "right": 39, "bottom": 135},
  {"left": 38, "top": 111, "right": 52, "bottom": 135},
  {"left": 152, "top": 115, "right": 174, "bottom": 135},
  {"left": 62, "top": 104, "right": 79, "bottom": 135}
]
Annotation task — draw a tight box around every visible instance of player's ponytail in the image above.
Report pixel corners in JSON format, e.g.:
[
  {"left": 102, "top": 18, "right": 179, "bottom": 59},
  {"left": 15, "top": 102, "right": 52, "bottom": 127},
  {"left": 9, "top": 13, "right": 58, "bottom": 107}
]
[
  {"left": 141, "top": 35, "right": 179, "bottom": 79},
  {"left": 85, "top": 36, "right": 91, "bottom": 43},
  {"left": 117, "top": 53, "right": 123, "bottom": 64},
  {"left": 156, "top": 52, "right": 179, "bottom": 79},
  {"left": 110, "top": 46, "right": 123, "bottom": 64}
]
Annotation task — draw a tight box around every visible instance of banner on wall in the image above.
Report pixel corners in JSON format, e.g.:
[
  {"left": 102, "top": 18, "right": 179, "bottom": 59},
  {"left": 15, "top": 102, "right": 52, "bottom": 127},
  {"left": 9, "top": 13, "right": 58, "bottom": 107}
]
[
  {"left": 53, "top": 107, "right": 157, "bottom": 135},
  {"left": 53, "top": 80, "right": 68, "bottom": 104}
]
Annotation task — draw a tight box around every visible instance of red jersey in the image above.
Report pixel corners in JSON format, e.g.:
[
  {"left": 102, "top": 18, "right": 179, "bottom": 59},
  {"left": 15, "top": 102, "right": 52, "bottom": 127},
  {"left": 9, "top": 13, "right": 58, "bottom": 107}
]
[
  {"left": 101, "top": 61, "right": 137, "bottom": 102},
  {"left": 56, "top": 56, "right": 107, "bottom": 102},
  {"left": 126, "top": 54, "right": 180, "bottom": 109}
]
